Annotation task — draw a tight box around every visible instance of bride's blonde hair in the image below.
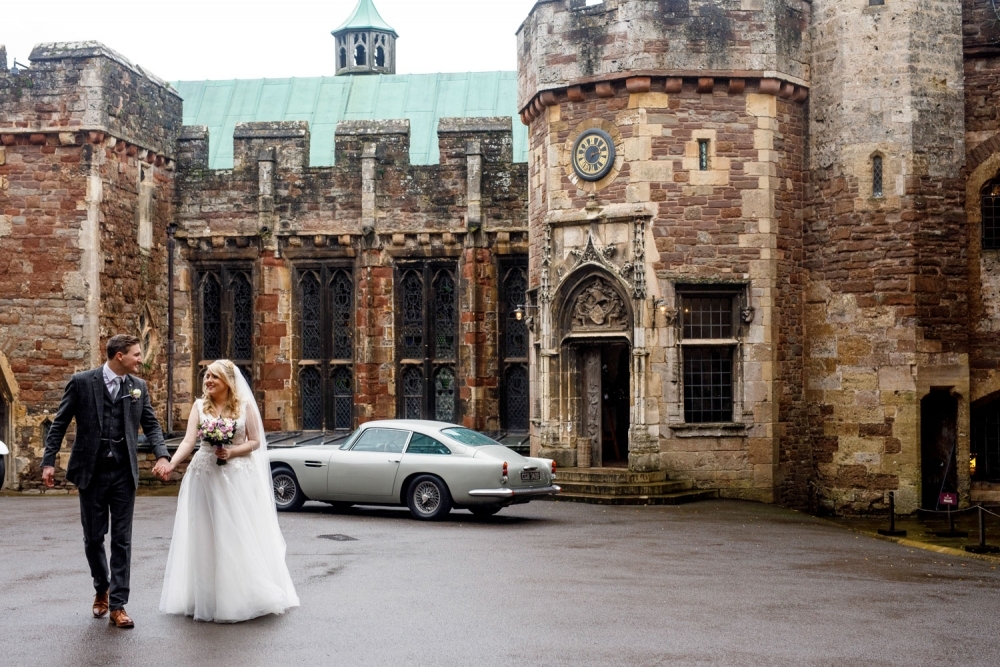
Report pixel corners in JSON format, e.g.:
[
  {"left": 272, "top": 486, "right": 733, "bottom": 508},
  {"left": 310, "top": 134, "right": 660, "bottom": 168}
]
[{"left": 201, "top": 360, "right": 243, "bottom": 419}]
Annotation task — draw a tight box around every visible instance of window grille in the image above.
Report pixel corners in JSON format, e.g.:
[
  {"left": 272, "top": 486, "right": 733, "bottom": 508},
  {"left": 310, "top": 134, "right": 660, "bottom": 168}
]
[
  {"left": 678, "top": 288, "right": 741, "bottom": 424},
  {"left": 397, "top": 264, "right": 458, "bottom": 421},
  {"left": 698, "top": 139, "right": 709, "bottom": 171},
  {"left": 301, "top": 367, "right": 323, "bottom": 430},
  {"left": 198, "top": 267, "right": 254, "bottom": 383},
  {"left": 297, "top": 267, "right": 355, "bottom": 431},
  {"left": 973, "top": 399, "right": 1000, "bottom": 482},
  {"left": 983, "top": 192, "right": 1000, "bottom": 250},
  {"left": 872, "top": 155, "right": 883, "bottom": 198},
  {"left": 500, "top": 264, "right": 530, "bottom": 432}
]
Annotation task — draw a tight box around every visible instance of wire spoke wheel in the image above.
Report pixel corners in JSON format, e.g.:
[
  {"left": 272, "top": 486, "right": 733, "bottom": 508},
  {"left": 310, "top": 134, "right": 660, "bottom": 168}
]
[
  {"left": 271, "top": 468, "right": 305, "bottom": 511},
  {"left": 413, "top": 481, "right": 441, "bottom": 515},
  {"left": 406, "top": 475, "right": 452, "bottom": 520}
]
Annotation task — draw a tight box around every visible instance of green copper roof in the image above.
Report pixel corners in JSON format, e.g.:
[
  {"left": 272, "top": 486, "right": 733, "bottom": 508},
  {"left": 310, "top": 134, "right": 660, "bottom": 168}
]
[
  {"left": 172, "top": 72, "right": 527, "bottom": 169},
  {"left": 333, "top": 0, "right": 397, "bottom": 36}
]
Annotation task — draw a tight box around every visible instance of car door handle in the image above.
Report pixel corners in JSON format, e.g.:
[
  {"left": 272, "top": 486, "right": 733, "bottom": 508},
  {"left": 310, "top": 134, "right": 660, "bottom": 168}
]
[{"left": 388, "top": 458, "right": 401, "bottom": 464}]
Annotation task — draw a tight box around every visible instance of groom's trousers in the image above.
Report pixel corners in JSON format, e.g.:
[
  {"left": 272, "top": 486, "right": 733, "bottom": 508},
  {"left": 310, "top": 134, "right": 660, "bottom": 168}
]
[{"left": 78, "top": 460, "right": 135, "bottom": 611}]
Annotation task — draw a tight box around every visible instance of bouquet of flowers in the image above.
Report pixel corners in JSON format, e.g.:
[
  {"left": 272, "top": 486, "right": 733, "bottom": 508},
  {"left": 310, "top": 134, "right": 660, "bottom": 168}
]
[{"left": 198, "top": 416, "right": 237, "bottom": 466}]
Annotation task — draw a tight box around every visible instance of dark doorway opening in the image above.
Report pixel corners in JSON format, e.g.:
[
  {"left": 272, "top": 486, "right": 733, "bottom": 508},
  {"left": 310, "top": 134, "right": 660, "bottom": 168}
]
[
  {"left": 601, "top": 344, "right": 630, "bottom": 467},
  {"left": 921, "top": 389, "right": 958, "bottom": 510},
  {"left": 579, "top": 342, "right": 630, "bottom": 468}
]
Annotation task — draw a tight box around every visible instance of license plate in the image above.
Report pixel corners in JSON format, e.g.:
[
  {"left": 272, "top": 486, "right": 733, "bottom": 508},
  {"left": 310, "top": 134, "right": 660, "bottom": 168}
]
[{"left": 520, "top": 471, "right": 541, "bottom": 482}]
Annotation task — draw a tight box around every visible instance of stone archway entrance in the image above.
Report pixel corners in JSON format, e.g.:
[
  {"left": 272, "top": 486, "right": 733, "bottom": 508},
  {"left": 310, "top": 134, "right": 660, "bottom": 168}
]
[{"left": 577, "top": 342, "right": 630, "bottom": 468}]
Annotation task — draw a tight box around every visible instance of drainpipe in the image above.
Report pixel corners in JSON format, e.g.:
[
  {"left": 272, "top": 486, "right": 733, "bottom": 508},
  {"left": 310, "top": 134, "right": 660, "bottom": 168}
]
[{"left": 166, "top": 223, "right": 176, "bottom": 435}]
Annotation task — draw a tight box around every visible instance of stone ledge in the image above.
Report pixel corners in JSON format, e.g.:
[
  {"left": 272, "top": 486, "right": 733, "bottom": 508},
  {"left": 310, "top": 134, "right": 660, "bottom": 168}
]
[
  {"left": 233, "top": 121, "right": 309, "bottom": 139},
  {"left": 438, "top": 117, "right": 512, "bottom": 134},
  {"left": 337, "top": 119, "right": 410, "bottom": 136},
  {"left": 669, "top": 423, "right": 750, "bottom": 438}
]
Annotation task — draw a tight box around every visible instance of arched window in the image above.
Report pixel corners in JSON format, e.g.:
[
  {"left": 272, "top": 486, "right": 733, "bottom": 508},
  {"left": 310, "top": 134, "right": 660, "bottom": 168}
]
[
  {"left": 872, "top": 155, "right": 883, "bottom": 199},
  {"left": 201, "top": 274, "right": 222, "bottom": 360},
  {"left": 355, "top": 44, "right": 366, "bottom": 67},
  {"left": 301, "top": 272, "right": 322, "bottom": 359},
  {"left": 505, "top": 365, "right": 529, "bottom": 432},
  {"left": 500, "top": 264, "right": 530, "bottom": 432},
  {"left": 331, "top": 271, "right": 353, "bottom": 360},
  {"left": 332, "top": 366, "right": 353, "bottom": 430},
  {"left": 982, "top": 177, "right": 1000, "bottom": 250},
  {"left": 375, "top": 46, "right": 385, "bottom": 68},
  {"left": 231, "top": 272, "right": 253, "bottom": 379},
  {"left": 401, "top": 271, "right": 424, "bottom": 359},
  {"left": 339, "top": 48, "right": 347, "bottom": 70},
  {"left": 433, "top": 271, "right": 456, "bottom": 359}
]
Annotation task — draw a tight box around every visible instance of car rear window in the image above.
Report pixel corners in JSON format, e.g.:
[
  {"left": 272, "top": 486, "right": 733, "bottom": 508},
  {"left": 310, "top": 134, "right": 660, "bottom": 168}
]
[
  {"left": 406, "top": 433, "right": 451, "bottom": 455},
  {"left": 440, "top": 428, "right": 501, "bottom": 447}
]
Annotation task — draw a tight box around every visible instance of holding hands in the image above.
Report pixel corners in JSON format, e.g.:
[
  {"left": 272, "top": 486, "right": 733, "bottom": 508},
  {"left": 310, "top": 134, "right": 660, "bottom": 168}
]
[{"left": 152, "top": 458, "right": 174, "bottom": 482}]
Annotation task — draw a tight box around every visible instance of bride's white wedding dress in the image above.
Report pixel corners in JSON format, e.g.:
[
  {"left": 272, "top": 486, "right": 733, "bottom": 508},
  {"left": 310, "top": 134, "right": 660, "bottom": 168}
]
[{"left": 160, "top": 399, "right": 299, "bottom": 623}]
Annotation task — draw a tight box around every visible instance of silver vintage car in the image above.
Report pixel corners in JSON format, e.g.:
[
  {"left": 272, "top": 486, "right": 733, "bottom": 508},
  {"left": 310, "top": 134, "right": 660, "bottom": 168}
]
[{"left": 268, "top": 420, "right": 560, "bottom": 520}]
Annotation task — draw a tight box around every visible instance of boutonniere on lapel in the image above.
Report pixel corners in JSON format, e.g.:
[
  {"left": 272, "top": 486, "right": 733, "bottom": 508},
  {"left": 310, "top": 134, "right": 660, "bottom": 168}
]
[{"left": 130, "top": 388, "right": 142, "bottom": 402}]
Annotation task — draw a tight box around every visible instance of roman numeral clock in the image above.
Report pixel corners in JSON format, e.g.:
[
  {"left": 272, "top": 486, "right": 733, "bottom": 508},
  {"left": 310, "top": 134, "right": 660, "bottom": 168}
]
[{"left": 572, "top": 129, "right": 616, "bottom": 182}]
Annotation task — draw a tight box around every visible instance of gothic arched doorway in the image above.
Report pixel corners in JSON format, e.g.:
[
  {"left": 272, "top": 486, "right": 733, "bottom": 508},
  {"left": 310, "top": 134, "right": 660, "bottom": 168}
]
[{"left": 557, "top": 272, "right": 633, "bottom": 468}]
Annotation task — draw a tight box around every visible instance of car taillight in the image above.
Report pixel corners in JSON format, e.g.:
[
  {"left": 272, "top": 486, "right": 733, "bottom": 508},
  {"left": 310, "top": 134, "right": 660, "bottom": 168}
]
[
  {"left": 502, "top": 462, "right": 508, "bottom": 477},
  {"left": 551, "top": 460, "right": 557, "bottom": 475}
]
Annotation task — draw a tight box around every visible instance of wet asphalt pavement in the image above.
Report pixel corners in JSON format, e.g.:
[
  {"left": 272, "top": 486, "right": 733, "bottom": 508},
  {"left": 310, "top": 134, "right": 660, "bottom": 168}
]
[{"left": 2, "top": 496, "right": 1000, "bottom": 667}]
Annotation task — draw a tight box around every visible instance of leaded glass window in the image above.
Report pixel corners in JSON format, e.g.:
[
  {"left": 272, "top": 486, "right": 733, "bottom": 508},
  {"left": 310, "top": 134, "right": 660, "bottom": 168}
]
[
  {"left": 301, "top": 367, "right": 323, "bottom": 430},
  {"left": 397, "top": 263, "right": 459, "bottom": 421},
  {"left": 301, "top": 272, "right": 322, "bottom": 359},
  {"left": 500, "top": 263, "right": 530, "bottom": 432},
  {"left": 403, "top": 367, "right": 423, "bottom": 420},
  {"left": 332, "top": 366, "right": 353, "bottom": 430},
  {"left": 434, "top": 272, "right": 457, "bottom": 359},
  {"left": 332, "top": 271, "right": 354, "bottom": 360},
  {"left": 678, "top": 286, "right": 741, "bottom": 424},
  {"left": 401, "top": 271, "right": 424, "bottom": 359},
  {"left": 434, "top": 367, "right": 456, "bottom": 422},
  {"left": 201, "top": 274, "right": 222, "bottom": 360},
  {"left": 198, "top": 267, "right": 254, "bottom": 390},
  {"left": 505, "top": 365, "right": 529, "bottom": 432},
  {"left": 872, "top": 155, "right": 883, "bottom": 199},
  {"left": 296, "top": 266, "right": 355, "bottom": 431},
  {"left": 982, "top": 178, "right": 1000, "bottom": 251}
]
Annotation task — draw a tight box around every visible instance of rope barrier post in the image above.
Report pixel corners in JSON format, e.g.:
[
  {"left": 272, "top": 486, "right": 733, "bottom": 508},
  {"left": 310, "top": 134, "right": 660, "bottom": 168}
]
[
  {"left": 878, "top": 491, "right": 907, "bottom": 537},
  {"left": 965, "top": 506, "right": 1000, "bottom": 554},
  {"left": 934, "top": 502, "right": 969, "bottom": 538}
]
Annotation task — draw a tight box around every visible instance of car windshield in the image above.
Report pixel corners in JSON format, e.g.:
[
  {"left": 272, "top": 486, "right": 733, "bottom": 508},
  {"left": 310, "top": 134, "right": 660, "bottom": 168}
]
[{"left": 440, "top": 428, "right": 502, "bottom": 447}]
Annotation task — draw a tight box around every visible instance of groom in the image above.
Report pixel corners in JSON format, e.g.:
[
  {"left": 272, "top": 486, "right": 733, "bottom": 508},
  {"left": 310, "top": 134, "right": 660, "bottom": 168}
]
[{"left": 42, "top": 334, "right": 170, "bottom": 629}]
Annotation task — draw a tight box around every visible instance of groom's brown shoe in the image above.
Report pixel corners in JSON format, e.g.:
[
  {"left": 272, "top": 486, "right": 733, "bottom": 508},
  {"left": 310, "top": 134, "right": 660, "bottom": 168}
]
[
  {"left": 92, "top": 591, "right": 109, "bottom": 618},
  {"left": 108, "top": 608, "right": 134, "bottom": 629}
]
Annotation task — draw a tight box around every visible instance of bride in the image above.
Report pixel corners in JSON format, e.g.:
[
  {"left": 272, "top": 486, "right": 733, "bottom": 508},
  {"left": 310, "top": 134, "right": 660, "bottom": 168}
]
[{"left": 154, "top": 359, "right": 299, "bottom": 622}]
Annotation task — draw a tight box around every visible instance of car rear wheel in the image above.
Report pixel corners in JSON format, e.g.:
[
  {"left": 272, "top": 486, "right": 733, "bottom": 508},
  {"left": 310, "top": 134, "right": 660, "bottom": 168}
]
[
  {"left": 406, "top": 475, "right": 452, "bottom": 520},
  {"left": 469, "top": 505, "right": 502, "bottom": 518},
  {"left": 271, "top": 466, "right": 306, "bottom": 512}
]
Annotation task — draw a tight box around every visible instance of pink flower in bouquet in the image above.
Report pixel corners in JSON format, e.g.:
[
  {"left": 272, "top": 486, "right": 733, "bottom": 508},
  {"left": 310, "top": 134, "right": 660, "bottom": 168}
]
[{"left": 198, "top": 416, "right": 237, "bottom": 465}]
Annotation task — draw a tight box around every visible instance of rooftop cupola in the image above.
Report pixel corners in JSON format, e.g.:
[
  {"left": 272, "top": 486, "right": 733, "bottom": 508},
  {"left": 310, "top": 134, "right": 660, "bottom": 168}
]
[{"left": 332, "top": 0, "right": 397, "bottom": 76}]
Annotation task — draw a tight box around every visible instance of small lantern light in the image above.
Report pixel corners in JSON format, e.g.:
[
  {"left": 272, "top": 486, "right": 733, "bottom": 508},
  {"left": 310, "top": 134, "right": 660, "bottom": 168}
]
[
  {"left": 514, "top": 305, "right": 525, "bottom": 321},
  {"left": 971, "top": 454, "right": 978, "bottom": 477}
]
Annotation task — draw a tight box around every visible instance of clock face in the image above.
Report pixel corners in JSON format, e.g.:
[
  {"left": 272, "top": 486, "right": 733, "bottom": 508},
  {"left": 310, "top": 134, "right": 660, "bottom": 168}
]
[{"left": 572, "top": 129, "right": 616, "bottom": 182}]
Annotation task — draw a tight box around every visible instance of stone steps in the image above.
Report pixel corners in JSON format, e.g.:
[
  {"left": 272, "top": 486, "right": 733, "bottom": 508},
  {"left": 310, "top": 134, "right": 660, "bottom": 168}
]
[
  {"left": 556, "top": 480, "right": 693, "bottom": 496},
  {"left": 555, "top": 467, "right": 668, "bottom": 484},
  {"left": 547, "top": 467, "right": 717, "bottom": 506},
  {"left": 547, "top": 489, "right": 719, "bottom": 506}
]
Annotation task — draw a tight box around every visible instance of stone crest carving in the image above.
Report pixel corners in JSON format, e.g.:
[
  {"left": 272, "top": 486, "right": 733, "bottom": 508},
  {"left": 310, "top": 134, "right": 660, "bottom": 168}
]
[{"left": 572, "top": 278, "right": 627, "bottom": 329}]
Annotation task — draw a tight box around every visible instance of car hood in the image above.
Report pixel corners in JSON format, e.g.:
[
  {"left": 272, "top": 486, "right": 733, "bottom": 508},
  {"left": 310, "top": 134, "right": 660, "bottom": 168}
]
[{"left": 472, "top": 445, "right": 527, "bottom": 462}]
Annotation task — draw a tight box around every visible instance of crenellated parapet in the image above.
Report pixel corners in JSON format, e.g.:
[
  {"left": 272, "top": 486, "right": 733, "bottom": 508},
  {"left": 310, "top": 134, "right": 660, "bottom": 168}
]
[{"left": 516, "top": 0, "right": 810, "bottom": 121}]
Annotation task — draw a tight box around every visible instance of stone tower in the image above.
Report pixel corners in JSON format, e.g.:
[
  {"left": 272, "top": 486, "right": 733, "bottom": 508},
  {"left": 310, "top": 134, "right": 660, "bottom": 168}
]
[
  {"left": 332, "top": 0, "right": 397, "bottom": 76},
  {"left": 806, "top": 0, "right": 968, "bottom": 513},
  {"left": 517, "top": 0, "right": 811, "bottom": 503}
]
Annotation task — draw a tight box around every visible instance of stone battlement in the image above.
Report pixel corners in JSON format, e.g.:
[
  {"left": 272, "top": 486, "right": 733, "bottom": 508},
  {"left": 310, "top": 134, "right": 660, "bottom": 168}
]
[
  {"left": 0, "top": 40, "right": 182, "bottom": 157},
  {"left": 516, "top": 0, "right": 810, "bottom": 112}
]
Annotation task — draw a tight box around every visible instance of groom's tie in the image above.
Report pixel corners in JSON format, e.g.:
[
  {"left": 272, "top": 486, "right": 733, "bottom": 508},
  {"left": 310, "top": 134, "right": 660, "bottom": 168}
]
[{"left": 111, "top": 376, "right": 121, "bottom": 401}]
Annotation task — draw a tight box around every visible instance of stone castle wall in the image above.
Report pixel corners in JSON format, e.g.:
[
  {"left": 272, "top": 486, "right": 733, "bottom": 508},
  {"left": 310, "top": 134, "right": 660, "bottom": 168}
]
[
  {"left": 173, "top": 118, "right": 528, "bottom": 434},
  {"left": 0, "top": 44, "right": 181, "bottom": 490}
]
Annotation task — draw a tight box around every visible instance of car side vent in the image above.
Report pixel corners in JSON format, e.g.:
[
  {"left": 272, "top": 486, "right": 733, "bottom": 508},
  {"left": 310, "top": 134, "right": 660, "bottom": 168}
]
[{"left": 304, "top": 461, "right": 325, "bottom": 468}]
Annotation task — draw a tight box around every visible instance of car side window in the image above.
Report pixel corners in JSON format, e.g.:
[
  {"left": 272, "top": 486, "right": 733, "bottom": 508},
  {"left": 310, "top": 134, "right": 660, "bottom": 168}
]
[
  {"left": 351, "top": 428, "right": 409, "bottom": 454},
  {"left": 405, "top": 433, "right": 452, "bottom": 455}
]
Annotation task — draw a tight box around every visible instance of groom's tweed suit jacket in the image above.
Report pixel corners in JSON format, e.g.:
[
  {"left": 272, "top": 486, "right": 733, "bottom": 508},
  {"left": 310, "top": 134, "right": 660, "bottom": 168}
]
[{"left": 42, "top": 367, "right": 168, "bottom": 490}]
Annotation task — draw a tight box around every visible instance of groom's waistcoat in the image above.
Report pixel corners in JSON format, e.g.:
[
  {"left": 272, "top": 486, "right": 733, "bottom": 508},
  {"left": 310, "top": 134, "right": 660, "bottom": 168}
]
[{"left": 98, "top": 385, "right": 128, "bottom": 462}]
